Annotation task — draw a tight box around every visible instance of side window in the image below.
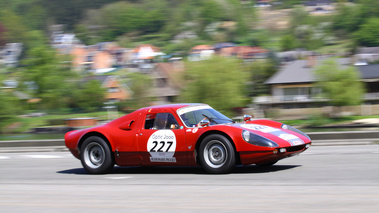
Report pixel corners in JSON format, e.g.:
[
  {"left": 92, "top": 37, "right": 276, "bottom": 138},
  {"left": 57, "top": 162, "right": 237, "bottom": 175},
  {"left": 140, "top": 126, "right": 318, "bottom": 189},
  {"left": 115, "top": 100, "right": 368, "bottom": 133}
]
[
  {"left": 144, "top": 113, "right": 179, "bottom": 130},
  {"left": 144, "top": 114, "right": 155, "bottom": 129},
  {"left": 180, "top": 112, "right": 197, "bottom": 127}
]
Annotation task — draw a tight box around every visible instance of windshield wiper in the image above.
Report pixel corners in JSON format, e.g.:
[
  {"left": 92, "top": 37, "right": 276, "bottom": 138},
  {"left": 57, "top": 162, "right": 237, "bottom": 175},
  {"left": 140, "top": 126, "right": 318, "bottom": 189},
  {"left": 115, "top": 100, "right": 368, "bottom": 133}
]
[{"left": 202, "top": 114, "right": 218, "bottom": 124}]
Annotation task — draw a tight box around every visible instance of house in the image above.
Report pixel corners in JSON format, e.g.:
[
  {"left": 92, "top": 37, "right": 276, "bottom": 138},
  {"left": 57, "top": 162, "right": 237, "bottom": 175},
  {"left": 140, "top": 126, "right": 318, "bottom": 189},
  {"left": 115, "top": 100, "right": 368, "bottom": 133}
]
[
  {"left": 358, "top": 64, "right": 379, "bottom": 100},
  {"left": 256, "top": 57, "right": 379, "bottom": 117},
  {"left": 70, "top": 45, "right": 88, "bottom": 71},
  {"left": 219, "top": 46, "right": 268, "bottom": 60},
  {"left": 354, "top": 47, "right": 379, "bottom": 65},
  {"left": 263, "top": 57, "right": 350, "bottom": 104},
  {"left": 84, "top": 75, "right": 132, "bottom": 103},
  {"left": 254, "top": 0, "right": 271, "bottom": 8},
  {"left": 0, "top": 43, "right": 23, "bottom": 67},
  {"left": 149, "top": 61, "right": 184, "bottom": 104},
  {"left": 70, "top": 43, "right": 128, "bottom": 73},
  {"left": 131, "top": 44, "right": 164, "bottom": 63},
  {"left": 213, "top": 43, "right": 236, "bottom": 53},
  {"left": 188, "top": 45, "right": 215, "bottom": 61},
  {"left": 304, "top": 0, "right": 335, "bottom": 15}
]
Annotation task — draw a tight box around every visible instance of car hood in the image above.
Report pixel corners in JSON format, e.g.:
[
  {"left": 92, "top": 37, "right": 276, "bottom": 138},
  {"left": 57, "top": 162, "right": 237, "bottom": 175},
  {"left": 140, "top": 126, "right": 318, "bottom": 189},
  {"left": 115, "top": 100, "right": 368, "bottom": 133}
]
[{"left": 233, "top": 123, "right": 309, "bottom": 146}]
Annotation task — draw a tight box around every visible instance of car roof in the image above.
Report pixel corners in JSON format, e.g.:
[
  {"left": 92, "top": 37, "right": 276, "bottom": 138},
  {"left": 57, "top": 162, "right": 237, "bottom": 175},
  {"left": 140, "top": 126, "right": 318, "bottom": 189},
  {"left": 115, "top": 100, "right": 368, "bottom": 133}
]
[{"left": 141, "top": 103, "right": 208, "bottom": 112}]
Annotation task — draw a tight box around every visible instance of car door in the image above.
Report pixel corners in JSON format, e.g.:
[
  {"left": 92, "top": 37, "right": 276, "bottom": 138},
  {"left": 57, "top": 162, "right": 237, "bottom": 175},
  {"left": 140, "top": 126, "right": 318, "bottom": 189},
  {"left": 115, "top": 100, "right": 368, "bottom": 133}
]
[{"left": 136, "top": 109, "right": 187, "bottom": 166}]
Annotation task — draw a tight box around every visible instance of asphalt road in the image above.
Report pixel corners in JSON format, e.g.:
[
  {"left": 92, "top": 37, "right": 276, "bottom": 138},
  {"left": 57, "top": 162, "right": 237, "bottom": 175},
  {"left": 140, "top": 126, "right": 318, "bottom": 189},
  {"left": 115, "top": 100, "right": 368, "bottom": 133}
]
[{"left": 1, "top": 145, "right": 379, "bottom": 213}]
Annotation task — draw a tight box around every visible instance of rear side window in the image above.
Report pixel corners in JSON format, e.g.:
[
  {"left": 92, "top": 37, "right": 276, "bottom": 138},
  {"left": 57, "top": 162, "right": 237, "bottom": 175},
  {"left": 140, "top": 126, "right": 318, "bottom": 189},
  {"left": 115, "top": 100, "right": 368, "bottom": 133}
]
[{"left": 144, "top": 113, "right": 179, "bottom": 130}]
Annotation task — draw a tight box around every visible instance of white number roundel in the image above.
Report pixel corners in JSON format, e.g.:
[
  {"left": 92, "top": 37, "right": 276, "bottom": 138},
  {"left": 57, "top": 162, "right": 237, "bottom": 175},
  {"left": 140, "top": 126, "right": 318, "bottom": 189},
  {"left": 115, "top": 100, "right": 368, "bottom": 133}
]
[{"left": 147, "top": 130, "right": 177, "bottom": 162}]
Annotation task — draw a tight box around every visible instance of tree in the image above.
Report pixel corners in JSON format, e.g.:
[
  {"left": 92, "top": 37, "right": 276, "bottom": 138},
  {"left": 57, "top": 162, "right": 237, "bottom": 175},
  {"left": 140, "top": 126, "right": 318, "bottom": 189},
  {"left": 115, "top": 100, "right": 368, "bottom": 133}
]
[
  {"left": 75, "top": 80, "right": 106, "bottom": 112},
  {"left": 20, "top": 43, "right": 74, "bottom": 111},
  {"left": 0, "top": 90, "right": 21, "bottom": 130},
  {"left": 355, "top": 18, "right": 379, "bottom": 47},
  {"left": 333, "top": 3, "right": 363, "bottom": 33},
  {"left": 0, "top": 10, "right": 28, "bottom": 44},
  {"left": 200, "top": 0, "right": 224, "bottom": 26},
  {"left": 280, "top": 34, "right": 296, "bottom": 51},
  {"left": 124, "top": 72, "right": 153, "bottom": 110},
  {"left": 247, "top": 57, "right": 278, "bottom": 97},
  {"left": 180, "top": 56, "right": 248, "bottom": 116},
  {"left": 289, "top": 6, "right": 309, "bottom": 29},
  {"left": 315, "top": 59, "right": 365, "bottom": 115}
]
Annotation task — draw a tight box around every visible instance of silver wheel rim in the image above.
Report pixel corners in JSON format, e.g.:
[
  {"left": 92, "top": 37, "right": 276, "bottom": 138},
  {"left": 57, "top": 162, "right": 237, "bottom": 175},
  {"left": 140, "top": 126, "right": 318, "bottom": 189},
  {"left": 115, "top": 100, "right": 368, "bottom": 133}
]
[
  {"left": 84, "top": 142, "right": 105, "bottom": 169},
  {"left": 203, "top": 140, "right": 227, "bottom": 168}
]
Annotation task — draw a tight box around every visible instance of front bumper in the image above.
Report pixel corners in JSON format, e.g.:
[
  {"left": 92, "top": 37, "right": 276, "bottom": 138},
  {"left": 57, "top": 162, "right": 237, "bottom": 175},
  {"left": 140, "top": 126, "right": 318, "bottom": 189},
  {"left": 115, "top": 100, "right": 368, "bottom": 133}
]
[{"left": 239, "top": 143, "right": 311, "bottom": 165}]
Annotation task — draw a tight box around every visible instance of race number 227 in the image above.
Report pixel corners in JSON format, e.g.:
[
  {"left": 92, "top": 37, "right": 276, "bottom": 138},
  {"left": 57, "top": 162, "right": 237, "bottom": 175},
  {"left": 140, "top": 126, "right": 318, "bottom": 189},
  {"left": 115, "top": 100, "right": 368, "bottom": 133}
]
[{"left": 149, "top": 141, "right": 173, "bottom": 152}]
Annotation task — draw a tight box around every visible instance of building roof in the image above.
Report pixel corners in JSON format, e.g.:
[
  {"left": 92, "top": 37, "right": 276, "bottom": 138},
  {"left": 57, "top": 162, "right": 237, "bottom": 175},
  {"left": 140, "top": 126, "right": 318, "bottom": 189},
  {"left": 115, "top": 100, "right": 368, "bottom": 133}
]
[
  {"left": 132, "top": 44, "right": 160, "bottom": 53},
  {"left": 358, "top": 64, "right": 379, "bottom": 80},
  {"left": 213, "top": 43, "right": 236, "bottom": 50},
  {"left": 190, "top": 45, "right": 214, "bottom": 54},
  {"left": 266, "top": 57, "right": 351, "bottom": 84},
  {"left": 357, "top": 47, "right": 379, "bottom": 55}
]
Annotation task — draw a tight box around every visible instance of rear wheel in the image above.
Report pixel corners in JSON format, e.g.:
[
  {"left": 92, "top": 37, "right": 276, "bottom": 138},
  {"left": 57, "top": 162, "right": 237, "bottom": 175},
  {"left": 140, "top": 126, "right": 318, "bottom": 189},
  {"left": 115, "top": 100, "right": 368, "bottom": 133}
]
[
  {"left": 80, "top": 136, "right": 114, "bottom": 174},
  {"left": 199, "top": 134, "right": 235, "bottom": 174}
]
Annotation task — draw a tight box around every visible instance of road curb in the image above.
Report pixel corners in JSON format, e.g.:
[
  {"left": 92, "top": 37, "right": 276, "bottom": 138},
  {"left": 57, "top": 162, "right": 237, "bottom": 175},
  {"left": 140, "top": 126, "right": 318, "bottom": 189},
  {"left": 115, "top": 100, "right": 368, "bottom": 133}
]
[
  {"left": 307, "top": 131, "right": 379, "bottom": 141},
  {"left": 0, "top": 139, "right": 65, "bottom": 148}
]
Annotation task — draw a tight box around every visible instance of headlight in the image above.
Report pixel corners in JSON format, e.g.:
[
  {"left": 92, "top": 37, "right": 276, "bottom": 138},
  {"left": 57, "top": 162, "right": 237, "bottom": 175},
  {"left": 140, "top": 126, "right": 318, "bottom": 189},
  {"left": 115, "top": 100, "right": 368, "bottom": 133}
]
[
  {"left": 242, "top": 130, "right": 279, "bottom": 147},
  {"left": 281, "top": 124, "right": 311, "bottom": 140},
  {"left": 242, "top": 130, "right": 250, "bottom": 142}
]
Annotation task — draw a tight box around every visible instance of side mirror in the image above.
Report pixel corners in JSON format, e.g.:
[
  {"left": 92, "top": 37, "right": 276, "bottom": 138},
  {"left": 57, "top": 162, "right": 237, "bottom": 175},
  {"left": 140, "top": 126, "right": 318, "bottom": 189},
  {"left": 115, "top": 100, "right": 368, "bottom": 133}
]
[
  {"left": 199, "top": 118, "right": 210, "bottom": 127},
  {"left": 243, "top": 114, "right": 253, "bottom": 122},
  {"left": 119, "top": 120, "right": 134, "bottom": 131}
]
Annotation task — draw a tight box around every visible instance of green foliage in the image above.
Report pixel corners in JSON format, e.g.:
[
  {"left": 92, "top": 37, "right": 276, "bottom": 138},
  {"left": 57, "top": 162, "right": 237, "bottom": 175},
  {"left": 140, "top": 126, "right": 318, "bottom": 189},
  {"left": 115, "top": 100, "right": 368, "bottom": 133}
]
[
  {"left": 20, "top": 43, "right": 75, "bottom": 111},
  {"left": 355, "top": 18, "right": 379, "bottom": 47},
  {"left": 285, "top": 7, "right": 335, "bottom": 50},
  {"left": 333, "top": 3, "right": 363, "bottom": 33},
  {"left": 0, "top": 9, "right": 28, "bottom": 44},
  {"left": 74, "top": 80, "right": 106, "bottom": 112},
  {"left": 0, "top": 90, "right": 22, "bottom": 130},
  {"left": 180, "top": 56, "right": 248, "bottom": 116},
  {"left": 124, "top": 72, "right": 153, "bottom": 110},
  {"left": 90, "top": 1, "right": 168, "bottom": 41},
  {"left": 280, "top": 34, "right": 296, "bottom": 51},
  {"left": 358, "top": 0, "right": 379, "bottom": 19},
  {"left": 289, "top": 6, "right": 309, "bottom": 29},
  {"left": 74, "top": 24, "right": 93, "bottom": 45},
  {"left": 247, "top": 59, "right": 278, "bottom": 97},
  {"left": 315, "top": 59, "right": 365, "bottom": 107},
  {"left": 200, "top": 0, "right": 224, "bottom": 26}
]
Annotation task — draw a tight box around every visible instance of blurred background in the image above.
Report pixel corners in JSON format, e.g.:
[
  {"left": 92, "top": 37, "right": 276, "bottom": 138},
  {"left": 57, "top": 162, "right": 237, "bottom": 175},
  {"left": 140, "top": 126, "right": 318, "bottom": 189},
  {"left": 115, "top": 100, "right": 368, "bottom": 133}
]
[{"left": 1, "top": 0, "right": 379, "bottom": 139}]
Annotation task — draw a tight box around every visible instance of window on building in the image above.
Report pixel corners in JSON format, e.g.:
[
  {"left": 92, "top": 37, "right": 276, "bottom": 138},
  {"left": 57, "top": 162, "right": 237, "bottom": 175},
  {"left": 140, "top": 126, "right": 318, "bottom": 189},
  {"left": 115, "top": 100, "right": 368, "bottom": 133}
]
[
  {"left": 108, "top": 87, "right": 119, "bottom": 93},
  {"left": 157, "top": 78, "right": 167, "bottom": 87}
]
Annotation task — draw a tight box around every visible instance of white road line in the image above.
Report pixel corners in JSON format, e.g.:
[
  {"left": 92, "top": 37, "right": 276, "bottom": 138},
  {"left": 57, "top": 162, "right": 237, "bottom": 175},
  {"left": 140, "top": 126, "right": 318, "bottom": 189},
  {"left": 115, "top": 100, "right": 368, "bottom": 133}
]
[
  {"left": 21, "top": 155, "right": 63, "bottom": 159},
  {"left": 105, "top": 176, "right": 132, "bottom": 180},
  {"left": 0, "top": 156, "right": 10, "bottom": 160}
]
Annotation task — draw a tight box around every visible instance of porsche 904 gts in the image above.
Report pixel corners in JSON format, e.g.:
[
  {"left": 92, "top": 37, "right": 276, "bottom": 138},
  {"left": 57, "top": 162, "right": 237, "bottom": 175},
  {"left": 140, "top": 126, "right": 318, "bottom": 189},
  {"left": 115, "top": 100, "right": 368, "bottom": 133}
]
[{"left": 65, "top": 104, "right": 311, "bottom": 174}]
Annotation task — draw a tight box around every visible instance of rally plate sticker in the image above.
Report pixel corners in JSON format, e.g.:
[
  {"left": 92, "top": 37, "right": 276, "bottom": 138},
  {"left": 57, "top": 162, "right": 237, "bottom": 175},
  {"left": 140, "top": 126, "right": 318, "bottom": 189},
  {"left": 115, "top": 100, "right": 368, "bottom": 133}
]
[{"left": 147, "top": 130, "right": 177, "bottom": 162}]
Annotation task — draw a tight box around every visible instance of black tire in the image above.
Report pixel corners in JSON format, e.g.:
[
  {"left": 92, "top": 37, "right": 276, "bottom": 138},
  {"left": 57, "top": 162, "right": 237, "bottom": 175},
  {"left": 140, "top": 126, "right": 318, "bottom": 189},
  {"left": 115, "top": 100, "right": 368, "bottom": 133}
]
[
  {"left": 80, "top": 136, "right": 114, "bottom": 174},
  {"left": 198, "top": 134, "right": 235, "bottom": 174}
]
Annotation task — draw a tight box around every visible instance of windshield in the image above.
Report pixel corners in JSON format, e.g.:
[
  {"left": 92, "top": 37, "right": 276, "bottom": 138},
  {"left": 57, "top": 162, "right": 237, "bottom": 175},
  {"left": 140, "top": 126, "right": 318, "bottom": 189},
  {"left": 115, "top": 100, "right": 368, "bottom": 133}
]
[{"left": 177, "top": 105, "right": 233, "bottom": 127}]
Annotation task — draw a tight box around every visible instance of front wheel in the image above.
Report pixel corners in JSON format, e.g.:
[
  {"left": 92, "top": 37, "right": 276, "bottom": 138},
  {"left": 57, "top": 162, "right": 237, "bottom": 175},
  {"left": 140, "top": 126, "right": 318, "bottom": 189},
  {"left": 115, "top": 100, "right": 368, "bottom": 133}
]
[
  {"left": 198, "top": 134, "right": 235, "bottom": 174},
  {"left": 80, "top": 136, "right": 114, "bottom": 174}
]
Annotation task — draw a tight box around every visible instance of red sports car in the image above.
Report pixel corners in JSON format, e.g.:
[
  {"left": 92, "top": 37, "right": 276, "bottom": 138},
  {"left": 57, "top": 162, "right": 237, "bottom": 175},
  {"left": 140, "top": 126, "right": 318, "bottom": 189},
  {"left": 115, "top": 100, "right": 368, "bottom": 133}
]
[{"left": 65, "top": 104, "right": 311, "bottom": 174}]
